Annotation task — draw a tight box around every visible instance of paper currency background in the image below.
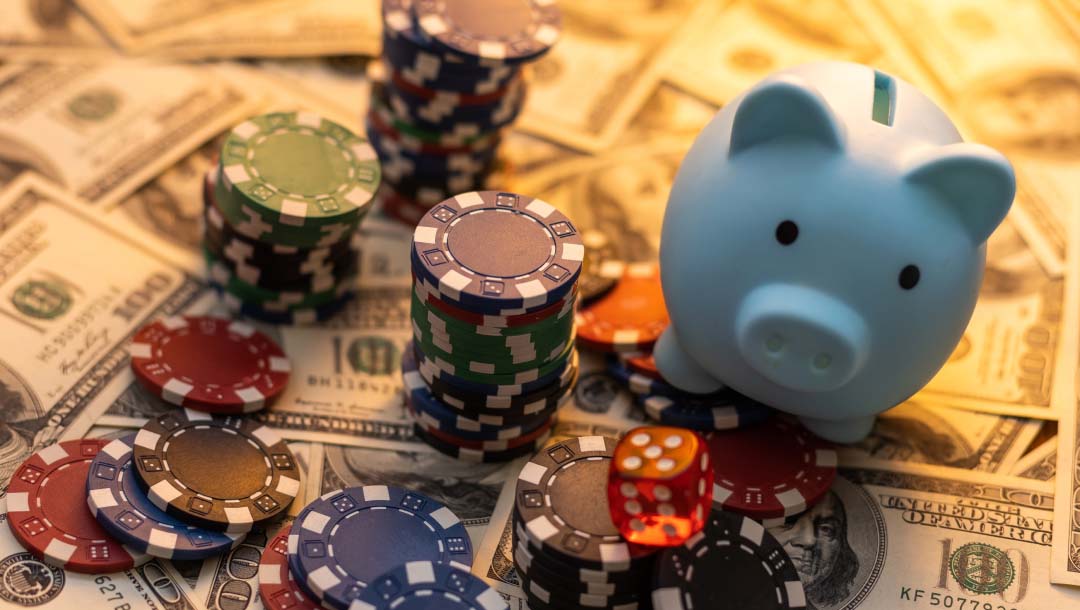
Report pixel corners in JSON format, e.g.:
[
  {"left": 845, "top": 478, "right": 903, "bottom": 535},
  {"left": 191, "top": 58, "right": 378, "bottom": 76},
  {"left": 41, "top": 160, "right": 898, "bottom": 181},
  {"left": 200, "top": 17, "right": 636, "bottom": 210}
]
[{"left": 0, "top": 0, "right": 1077, "bottom": 608}]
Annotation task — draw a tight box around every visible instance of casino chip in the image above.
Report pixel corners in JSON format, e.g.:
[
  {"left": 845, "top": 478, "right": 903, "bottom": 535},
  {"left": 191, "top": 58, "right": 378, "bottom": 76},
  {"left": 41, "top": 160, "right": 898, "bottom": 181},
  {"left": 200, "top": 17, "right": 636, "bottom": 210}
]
[
  {"left": 403, "top": 346, "right": 565, "bottom": 430},
  {"left": 412, "top": 191, "right": 584, "bottom": 313},
  {"left": 707, "top": 419, "right": 837, "bottom": 520},
  {"left": 513, "top": 541, "right": 639, "bottom": 597},
  {"left": 641, "top": 390, "right": 774, "bottom": 432},
  {"left": 133, "top": 409, "right": 300, "bottom": 533},
  {"left": 415, "top": 413, "right": 555, "bottom": 450},
  {"left": 7, "top": 440, "right": 148, "bottom": 573},
  {"left": 652, "top": 510, "right": 806, "bottom": 610},
  {"left": 356, "top": 561, "right": 507, "bottom": 610},
  {"left": 576, "top": 263, "right": 668, "bottom": 353},
  {"left": 512, "top": 534, "right": 641, "bottom": 588},
  {"left": 413, "top": 342, "right": 571, "bottom": 397},
  {"left": 287, "top": 486, "right": 472, "bottom": 610},
  {"left": 215, "top": 287, "right": 355, "bottom": 325},
  {"left": 422, "top": 351, "right": 579, "bottom": 418},
  {"left": 219, "top": 112, "right": 380, "bottom": 236},
  {"left": 259, "top": 532, "right": 320, "bottom": 610},
  {"left": 413, "top": 0, "right": 563, "bottom": 63},
  {"left": 87, "top": 434, "right": 244, "bottom": 560},
  {"left": 606, "top": 356, "right": 680, "bottom": 398},
  {"left": 130, "top": 315, "right": 291, "bottom": 414},
  {"left": 513, "top": 436, "right": 655, "bottom": 572}
]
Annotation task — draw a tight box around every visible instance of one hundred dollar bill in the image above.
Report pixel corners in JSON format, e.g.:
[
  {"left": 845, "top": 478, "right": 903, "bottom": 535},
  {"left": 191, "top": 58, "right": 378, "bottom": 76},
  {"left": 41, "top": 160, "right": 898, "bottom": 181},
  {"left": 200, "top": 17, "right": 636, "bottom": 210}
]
[{"left": 0, "top": 175, "right": 203, "bottom": 492}]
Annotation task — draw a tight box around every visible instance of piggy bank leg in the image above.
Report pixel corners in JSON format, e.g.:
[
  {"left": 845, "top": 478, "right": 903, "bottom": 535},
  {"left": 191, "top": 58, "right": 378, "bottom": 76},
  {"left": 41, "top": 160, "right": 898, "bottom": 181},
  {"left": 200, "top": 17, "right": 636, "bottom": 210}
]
[
  {"left": 799, "top": 414, "right": 876, "bottom": 444},
  {"left": 653, "top": 327, "right": 725, "bottom": 394}
]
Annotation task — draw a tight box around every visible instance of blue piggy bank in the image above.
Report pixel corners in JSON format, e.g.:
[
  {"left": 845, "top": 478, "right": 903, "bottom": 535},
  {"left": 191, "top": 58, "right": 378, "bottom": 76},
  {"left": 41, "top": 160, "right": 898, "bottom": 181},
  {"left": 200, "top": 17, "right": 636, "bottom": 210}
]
[{"left": 655, "top": 61, "right": 1016, "bottom": 443}]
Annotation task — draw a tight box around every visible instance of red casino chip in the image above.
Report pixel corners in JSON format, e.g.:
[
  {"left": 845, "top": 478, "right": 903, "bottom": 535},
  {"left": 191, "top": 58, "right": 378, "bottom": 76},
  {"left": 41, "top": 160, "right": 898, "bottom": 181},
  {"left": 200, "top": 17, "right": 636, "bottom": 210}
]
[
  {"left": 415, "top": 275, "right": 578, "bottom": 329},
  {"left": 6, "top": 439, "right": 148, "bottom": 573},
  {"left": 707, "top": 418, "right": 837, "bottom": 520},
  {"left": 390, "top": 69, "right": 517, "bottom": 105},
  {"left": 129, "top": 315, "right": 292, "bottom": 414},
  {"left": 258, "top": 532, "right": 320, "bottom": 610},
  {"left": 575, "top": 263, "right": 668, "bottom": 353}
]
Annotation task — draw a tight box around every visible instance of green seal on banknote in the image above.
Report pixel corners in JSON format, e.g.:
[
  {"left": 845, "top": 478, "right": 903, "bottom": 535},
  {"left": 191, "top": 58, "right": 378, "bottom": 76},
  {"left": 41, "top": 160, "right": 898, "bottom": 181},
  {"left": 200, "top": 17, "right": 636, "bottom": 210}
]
[
  {"left": 949, "top": 542, "right": 1015, "bottom": 595},
  {"left": 67, "top": 88, "right": 120, "bottom": 121},
  {"left": 12, "top": 280, "right": 72, "bottom": 319}
]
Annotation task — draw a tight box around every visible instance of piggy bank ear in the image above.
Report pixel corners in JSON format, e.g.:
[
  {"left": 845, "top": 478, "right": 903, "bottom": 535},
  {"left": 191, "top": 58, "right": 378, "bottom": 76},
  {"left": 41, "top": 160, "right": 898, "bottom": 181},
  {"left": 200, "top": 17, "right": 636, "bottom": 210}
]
[
  {"left": 903, "top": 143, "right": 1016, "bottom": 244},
  {"left": 729, "top": 75, "right": 845, "bottom": 156}
]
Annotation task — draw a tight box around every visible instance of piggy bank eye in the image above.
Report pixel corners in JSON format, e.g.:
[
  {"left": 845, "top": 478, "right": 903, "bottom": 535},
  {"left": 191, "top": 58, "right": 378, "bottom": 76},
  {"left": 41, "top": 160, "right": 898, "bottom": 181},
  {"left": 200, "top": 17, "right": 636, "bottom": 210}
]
[
  {"left": 775, "top": 220, "right": 798, "bottom": 245},
  {"left": 898, "top": 265, "right": 920, "bottom": 290}
]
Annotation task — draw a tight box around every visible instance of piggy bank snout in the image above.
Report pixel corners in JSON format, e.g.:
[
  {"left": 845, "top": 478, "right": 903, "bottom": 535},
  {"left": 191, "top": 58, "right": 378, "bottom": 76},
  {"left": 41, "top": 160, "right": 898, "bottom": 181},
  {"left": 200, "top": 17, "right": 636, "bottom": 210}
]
[{"left": 735, "top": 284, "right": 870, "bottom": 393}]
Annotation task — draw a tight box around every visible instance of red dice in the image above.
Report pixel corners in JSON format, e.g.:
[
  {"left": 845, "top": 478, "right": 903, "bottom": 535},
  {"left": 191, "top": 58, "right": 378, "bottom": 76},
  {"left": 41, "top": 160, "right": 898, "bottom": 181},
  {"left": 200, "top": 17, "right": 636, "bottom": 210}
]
[{"left": 607, "top": 426, "right": 713, "bottom": 547}]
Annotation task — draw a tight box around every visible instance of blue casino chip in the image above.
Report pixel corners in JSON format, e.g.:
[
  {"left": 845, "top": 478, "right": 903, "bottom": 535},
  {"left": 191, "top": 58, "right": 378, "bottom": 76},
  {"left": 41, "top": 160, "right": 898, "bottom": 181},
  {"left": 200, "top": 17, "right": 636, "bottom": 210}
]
[
  {"left": 288, "top": 485, "right": 473, "bottom": 610},
  {"left": 86, "top": 434, "right": 243, "bottom": 561},
  {"left": 403, "top": 346, "right": 557, "bottom": 438},
  {"left": 381, "top": 0, "right": 520, "bottom": 96},
  {"left": 383, "top": 77, "right": 527, "bottom": 133},
  {"left": 423, "top": 349, "right": 579, "bottom": 419},
  {"left": 640, "top": 389, "right": 774, "bottom": 432},
  {"left": 382, "top": 31, "right": 520, "bottom": 96},
  {"left": 606, "top": 356, "right": 681, "bottom": 397},
  {"left": 357, "top": 561, "right": 508, "bottom": 610},
  {"left": 413, "top": 0, "right": 563, "bottom": 65}
]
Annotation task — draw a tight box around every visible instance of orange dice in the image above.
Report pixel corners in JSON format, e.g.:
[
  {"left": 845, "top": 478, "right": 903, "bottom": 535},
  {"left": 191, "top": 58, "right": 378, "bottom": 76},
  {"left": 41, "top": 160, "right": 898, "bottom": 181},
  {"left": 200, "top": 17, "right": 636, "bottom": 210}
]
[{"left": 607, "top": 426, "right": 713, "bottom": 547}]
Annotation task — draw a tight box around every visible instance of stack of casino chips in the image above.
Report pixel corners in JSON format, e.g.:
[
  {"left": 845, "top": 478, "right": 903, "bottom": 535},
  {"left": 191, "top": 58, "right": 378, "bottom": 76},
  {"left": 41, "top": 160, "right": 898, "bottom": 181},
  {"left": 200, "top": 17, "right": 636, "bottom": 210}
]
[
  {"left": 402, "top": 190, "right": 583, "bottom": 462},
  {"left": 512, "top": 436, "right": 659, "bottom": 610},
  {"left": 370, "top": 0, "right": 562, "bottom": 224},
  {"left": 202, "top": 111, "right": 381, "bottom": 324}
]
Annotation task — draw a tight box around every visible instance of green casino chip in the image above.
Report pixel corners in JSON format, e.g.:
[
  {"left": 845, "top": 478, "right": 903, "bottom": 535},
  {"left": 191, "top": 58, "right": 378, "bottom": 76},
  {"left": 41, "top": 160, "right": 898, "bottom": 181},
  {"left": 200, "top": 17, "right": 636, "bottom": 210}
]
[
  {"left": 218, "top": 112, "right": 380, "bottom": 239},
  {"left": 214, "top": 171, "right": 362, "bottom": 249},
  {"left": 413, "top": 333, "right": 575, "bottom": 384},
  {"left": 412, "top": 314, "right": 574, "bottom": 373},
  {"left": 410, "top": 290, "right": 575, "bottom": 341}
]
